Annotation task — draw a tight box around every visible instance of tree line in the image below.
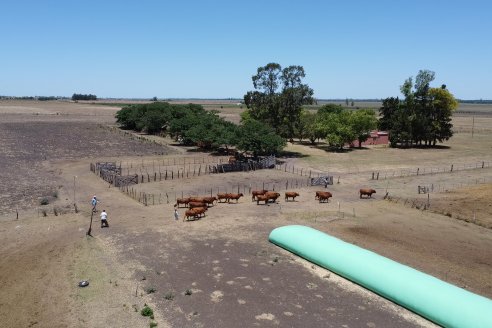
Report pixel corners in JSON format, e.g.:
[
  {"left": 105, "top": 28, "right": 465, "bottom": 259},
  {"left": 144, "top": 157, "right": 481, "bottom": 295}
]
[
  {"left": 115, "top": 102, "right": 285, "bottom": 156},
  {"left": 115, "top": 65, "right": 458, "bottom": 155},
  {"left": 243, "top": 63, "right": 377, "bottom": 150},
  {"left": 72, "top": 93, "right": 97, "bottom": 101}
]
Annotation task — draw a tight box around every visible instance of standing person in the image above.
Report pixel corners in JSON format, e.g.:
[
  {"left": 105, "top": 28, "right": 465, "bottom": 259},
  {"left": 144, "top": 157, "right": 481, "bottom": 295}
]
[
  {"left": 100, "top": 209, "right": 109, "bottom": 228},
  {"left": 91, "top": 195, "right": 98, "bottom": 212},
  {"left": 174, "top": 207, "right": 179, "bottom": 221}
]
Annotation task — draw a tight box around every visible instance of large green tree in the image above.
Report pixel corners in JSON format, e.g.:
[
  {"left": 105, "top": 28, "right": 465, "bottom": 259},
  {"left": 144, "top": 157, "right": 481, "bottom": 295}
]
[
  {"left": 379, "top": 70, "right": 457, "bottom": 147},
  {"left": 244, "top": 63, "right": 315, "bottom": 139},
  {"left": 350, "top": 109, "right": 378, "bottom": 147},
  {"left": 235, "top": 120, "right": 286, "bottom": 157}
]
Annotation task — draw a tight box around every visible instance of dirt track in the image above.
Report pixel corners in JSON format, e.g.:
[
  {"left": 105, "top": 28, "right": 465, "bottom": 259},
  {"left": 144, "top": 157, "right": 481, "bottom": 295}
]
[{"left": 1, "top": 100, "right": 492, "bottom": 328}]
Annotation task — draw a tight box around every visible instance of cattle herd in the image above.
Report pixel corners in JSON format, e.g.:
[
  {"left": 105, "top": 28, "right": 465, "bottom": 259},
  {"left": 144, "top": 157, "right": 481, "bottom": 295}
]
[{"left": 175, "top": 188, "right": 376, "bottom": 221}]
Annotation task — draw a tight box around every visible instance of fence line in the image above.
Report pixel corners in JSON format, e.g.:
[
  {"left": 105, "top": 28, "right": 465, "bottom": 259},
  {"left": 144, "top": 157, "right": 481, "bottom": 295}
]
[
  {"left": 92, "top": 160, "right": 322, "bottom": 186},
  {"left": 118, "top": 156, "right": 231, "bottom": 171},
  {"left": 416, "top": 176, "right": 492, "bottom": 195},
  {"left": 371, "top": 161, "right": 491, "bottom": 180},
  {"left": 274, "top": 162, "right": 331, "bottom": 179},
  {"left": 119, "top": 177, "right": 317, "bottom": 206}
]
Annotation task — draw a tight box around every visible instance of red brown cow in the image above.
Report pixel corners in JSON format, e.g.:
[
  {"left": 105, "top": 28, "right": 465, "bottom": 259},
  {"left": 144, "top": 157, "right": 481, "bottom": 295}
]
[
  {"left": 285, "top": 191, "right": 299, "bottom": 202},
  {"left": 317, "top": 191, "right": 332, "bottom": 203},
  {"left": 256, "top": 194, "right": 270, "bottom": 205},
  {"left": 360, "top": 188, "right": 376, "bottom": 198},
  {"left": 184, "top": 209, "right": 195, "bottom": 221},
  {"left": 251, "top": 189, "right": 268, "bottom": 201},
  {"left": 184, "top": 207, "right": 207, "bottom": 221},
  {"left": 226, "top": 193, "right": 243, "bottom": 203},
  {"left": 217, "top": 193, "right": 228, "bottom": 203},
  {"left": 202, "top": 196, "right": 217, "bottom": 206},
  {"left": 265, "top": 191, "right": 280, "bottom": 203},
  {"left": 189, "top": 196, "right": 205, "bottom": 203},
  {"left": 191, "top": 207, "right": 207, "bottom": 218},
  {"left": 175, "top": 197, "right": 190, "bottom": 208},
  {"left": 188, "top": 201, "right": 208, "bottom": 209}
]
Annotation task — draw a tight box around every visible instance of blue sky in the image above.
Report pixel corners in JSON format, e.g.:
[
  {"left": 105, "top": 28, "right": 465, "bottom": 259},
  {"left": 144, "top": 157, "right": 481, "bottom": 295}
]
[{"left": 1, "top": 0, "right": 491, "bottom": 99}]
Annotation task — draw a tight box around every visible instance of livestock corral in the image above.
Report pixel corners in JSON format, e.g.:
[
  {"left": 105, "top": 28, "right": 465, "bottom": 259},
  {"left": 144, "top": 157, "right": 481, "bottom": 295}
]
[{"left": 1, "top": 100, "right": 492, "bottom": 328}]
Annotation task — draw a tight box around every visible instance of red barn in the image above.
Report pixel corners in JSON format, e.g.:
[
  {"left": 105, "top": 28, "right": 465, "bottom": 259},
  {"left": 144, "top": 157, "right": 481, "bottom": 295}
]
[{"left": 351, "top": 131, "right": 389, "bottom": 147}]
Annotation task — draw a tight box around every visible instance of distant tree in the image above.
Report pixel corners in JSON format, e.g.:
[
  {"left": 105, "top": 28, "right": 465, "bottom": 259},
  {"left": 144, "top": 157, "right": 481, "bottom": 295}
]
[
  {"left": 72, "top": 93, "right": 97, "bottom": 101},
  {"left": 295, "top": 110, "right": 316, "bottom": 143},
  {"left": 428, "top": 86, "right": 458, "bottom": 145},
  {"left": 244, "top": 63, "right": 315, "bottom": 139},
  {"left": 324, "top": 111, "right": 356, "bottom": 150},
  {"left": 345, "top": 98, "right": 349, "bottom": 106},
  {"left": 351, "top": 100, "right": 354, "bottom": 107},
  {"left": 151, "top": 96, "right": 158, "bottom": 102},
  {"left": 235, "top": 120, "right": 286, "bottom": 156},
  {"left": 350, "top": 109, "right": 378, "bottom": 147},
  {"left": 318, "top": 104, "right": 344, "bottom": 115},
  {"left": 183, "top": 111, "right": 237, "bottom": 149},
  {"left": 244, "top": 63, "right": 282, "bottom": 129},
  {"left": 379, "top": 70, "right": 457, "bottom": 147}
]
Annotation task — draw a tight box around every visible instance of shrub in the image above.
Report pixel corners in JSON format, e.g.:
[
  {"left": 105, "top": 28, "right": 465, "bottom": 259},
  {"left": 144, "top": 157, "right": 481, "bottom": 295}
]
[
  {"left": 146, "top": 287, "right": 156, "bottom": 294},
  {"left": 164, "top": 292, "right": 174, "bottom": 301},
  {"left": 184, "top": 289, "right": 192, "bottom": 296},
  {"left": 40, "top": 198, "right": 49, "bottom": 206},
  {"left": 141, "top": 304, "right": 153, "bottom": 317},
  {"left": 150, "top": 322, "right": 158, "bottom": 328}
]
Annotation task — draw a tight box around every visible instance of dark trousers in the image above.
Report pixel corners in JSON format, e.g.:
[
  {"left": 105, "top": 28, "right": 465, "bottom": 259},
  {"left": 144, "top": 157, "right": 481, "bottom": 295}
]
[{"left": 101, "top": 219, "right": 109, "bottom": 228}]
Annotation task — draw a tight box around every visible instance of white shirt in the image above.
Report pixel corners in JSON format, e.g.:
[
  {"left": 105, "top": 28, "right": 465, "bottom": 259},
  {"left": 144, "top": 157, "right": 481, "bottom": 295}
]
[{"left": 100, "top": 211, "right": 108, "bottom": 220}]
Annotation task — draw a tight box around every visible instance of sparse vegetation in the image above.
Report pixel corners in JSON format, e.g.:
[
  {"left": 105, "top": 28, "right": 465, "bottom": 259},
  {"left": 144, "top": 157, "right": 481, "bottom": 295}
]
[
  {"left": 39, "top": 197, "right": 49, "bottom": 206},
  {"left": 150, "top": 322, "right": 158, "bottom": 328},
  {"left": 140, "top": 304, "right": 154, "bottom": 317},
  {"left": 146, "top": 287, "right": 156, "bottom": 294},
  {"left": 184, "top": 289, "right": 192, "bottom": 296},
  {"left": 164, "top": 292, "right": 175, "bottom": 301}
]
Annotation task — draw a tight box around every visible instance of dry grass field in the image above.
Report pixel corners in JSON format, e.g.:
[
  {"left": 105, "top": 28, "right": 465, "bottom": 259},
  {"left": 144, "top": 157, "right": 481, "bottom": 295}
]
[{"left": 1, "top": 99, "right": 491, "bottom": 328}]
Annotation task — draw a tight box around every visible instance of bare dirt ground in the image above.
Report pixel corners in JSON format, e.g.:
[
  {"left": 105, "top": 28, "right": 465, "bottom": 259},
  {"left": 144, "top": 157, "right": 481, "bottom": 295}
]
[{"left": 1, "top": 100, "right": 492, "bottom": 328}]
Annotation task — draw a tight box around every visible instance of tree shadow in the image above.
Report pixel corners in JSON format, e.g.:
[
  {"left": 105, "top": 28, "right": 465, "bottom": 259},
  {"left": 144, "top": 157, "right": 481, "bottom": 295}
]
[
  {"left": 316, "top": 145, "right": 355, "bottom": 153},
  {"left": 278, "top": 150, "right": 309, "bottom": 159},
  {"left": 393, "top": 144, "right": 451, "bottom": 150}
]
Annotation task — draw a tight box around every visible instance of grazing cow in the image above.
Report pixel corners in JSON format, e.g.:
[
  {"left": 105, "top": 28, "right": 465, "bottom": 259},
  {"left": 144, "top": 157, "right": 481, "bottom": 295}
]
[
  {"left": 226, "top": 193, "right": 243, "bottom": 203},
  {"left": 188, "top": 201, "right": 208, "bottom": 209},
  {"left": 256, "top": 194, "right": 270, "bottom": 205},
  {"left": 360, "top": 188, "right": 376, "bottom": 198},
  {"left": 175, "top": 197, "right": 190, "bottom": 208},
  {"left": 191, "top": 206, "right": 207, "bottom": 218},
  {"left": 217, "top": 193, "right": 228, "bottom": 203},
  {"left": 285, "top": 191, "right": 300, "bottom": 202},
  {"left": 183, "top": 207, "right": 207, "bottom": 221},
  {"left": 265, "top": 191, "right": 280, "bottom": 203},
  {"left": 202, "top": 196, "right": 217, "bottom": 206},
  {"left": 251, "top": 189, "right": 268, "bottom": 201},
  {"left": 184, "top": 209, "right": 195, "bottom": 221},
  {"left": 189, "top": 196, "right": 205, "bottom": 203},
  {"left": 317, "top": 191, "right": 332, "bottom": 203}
]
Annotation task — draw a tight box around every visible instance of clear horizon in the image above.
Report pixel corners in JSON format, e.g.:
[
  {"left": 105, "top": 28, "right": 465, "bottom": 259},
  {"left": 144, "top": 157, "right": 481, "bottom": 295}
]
[{"left": 1, "top": 1, "right": 491, "bottom": 100}]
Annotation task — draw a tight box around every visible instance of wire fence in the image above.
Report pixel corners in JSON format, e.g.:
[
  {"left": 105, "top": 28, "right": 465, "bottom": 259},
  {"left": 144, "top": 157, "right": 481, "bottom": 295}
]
[
  {"left": 371, "top": 161, "right": 491, "bottom": 180},
  {"left": 119, "top": 177, "right": 315, "bottom": 206}
]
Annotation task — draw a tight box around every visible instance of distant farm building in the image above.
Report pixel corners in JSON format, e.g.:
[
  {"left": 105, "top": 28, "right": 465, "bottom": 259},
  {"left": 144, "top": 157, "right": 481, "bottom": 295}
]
[{"left": 351, "top": 131, "right": 389, "bottom": 147}]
